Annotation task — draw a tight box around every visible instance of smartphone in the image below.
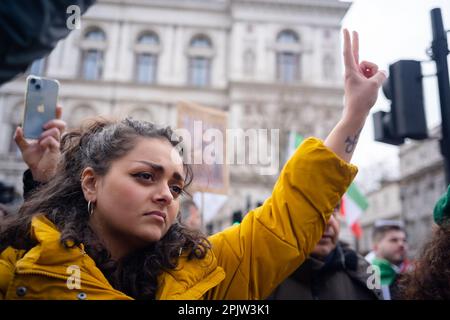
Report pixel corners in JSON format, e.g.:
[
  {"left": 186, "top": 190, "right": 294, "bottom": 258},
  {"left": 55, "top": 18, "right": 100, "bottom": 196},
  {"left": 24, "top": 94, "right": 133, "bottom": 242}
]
[{"left": 23, "top": 75, "right": 59, "bottom": 139}]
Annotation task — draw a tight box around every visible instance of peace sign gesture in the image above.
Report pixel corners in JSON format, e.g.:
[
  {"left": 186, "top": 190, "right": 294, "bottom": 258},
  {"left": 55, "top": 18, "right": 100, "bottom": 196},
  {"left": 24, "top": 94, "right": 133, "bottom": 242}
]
[
  {"left": 342, "top": 29, "right": 386, "bottom": 123},
  {"left": 324, "top": 30, "right": 386, "bottom": 163}
]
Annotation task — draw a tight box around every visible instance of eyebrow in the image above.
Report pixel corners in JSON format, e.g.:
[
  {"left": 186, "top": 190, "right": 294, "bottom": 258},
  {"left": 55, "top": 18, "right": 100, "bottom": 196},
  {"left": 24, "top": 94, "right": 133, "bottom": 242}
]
[{"left": 135, "top": 161, "right": 185, "bottom": 183}]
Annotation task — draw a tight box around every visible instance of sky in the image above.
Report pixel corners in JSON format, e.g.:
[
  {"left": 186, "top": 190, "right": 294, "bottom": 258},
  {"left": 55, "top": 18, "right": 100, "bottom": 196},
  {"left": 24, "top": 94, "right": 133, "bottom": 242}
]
[{"left": 340, "top": 0, "right": 450, "bottom": 189}]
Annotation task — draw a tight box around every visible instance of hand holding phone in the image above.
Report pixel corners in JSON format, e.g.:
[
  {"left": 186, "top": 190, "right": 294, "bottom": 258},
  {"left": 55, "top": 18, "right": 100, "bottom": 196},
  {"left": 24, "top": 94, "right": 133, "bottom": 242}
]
[
  {"left": 23, "top": 76, "right": 59, "bottom": 139},
  {"left": 15, "top": 105, "right": 66, "bottom": 182},
  {"left": 15, "top": 76, "right": 66, "bottom": 182}
]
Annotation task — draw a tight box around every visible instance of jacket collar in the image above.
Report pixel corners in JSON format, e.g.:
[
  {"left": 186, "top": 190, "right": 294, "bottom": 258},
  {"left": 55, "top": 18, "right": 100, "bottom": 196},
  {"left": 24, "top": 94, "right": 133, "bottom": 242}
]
[
  {"left": 15, "top": 215, "right": 128, "bottom": 297},
  {"left": 17, "top": 215, "right": 225, "bottom": 300}
]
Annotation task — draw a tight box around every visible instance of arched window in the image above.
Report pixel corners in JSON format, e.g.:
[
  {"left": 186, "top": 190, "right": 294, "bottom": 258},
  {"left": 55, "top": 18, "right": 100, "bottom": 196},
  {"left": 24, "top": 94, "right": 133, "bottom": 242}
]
[
  {"left": 277, "top": 30, "right": 299, "bottom": 44},
  {"left": 188, "top": 35, "right": 213, "bottom": 87},
  {"left": 276, "top": 30, "right": 300, "bottom": 83},
  {"left": 85, "top": 28, "right": 106, "bottom": 41},
  {"left": 135, "top": 32, "right": 160, "bottom": 84},
  {"left": 243, "top": 49, "right": 255, "bottom": 76},
  {"left": 191, "top": 35, "right": 212, "bottom": 48},
  {"left": 81, "top": 27, "right": 106, "bottom": 80}
]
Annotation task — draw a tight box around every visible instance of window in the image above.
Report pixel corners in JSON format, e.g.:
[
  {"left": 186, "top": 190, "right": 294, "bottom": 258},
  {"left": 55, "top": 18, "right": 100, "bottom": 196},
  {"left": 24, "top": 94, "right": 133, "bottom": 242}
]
[
  {"left": 243, "top": 49, "right": 255, "bottom": 76},
  {"left": 277, "top": 30, "right": 299, "bottom": 44},
  {"left": 276, "top": 30, "right": 300, "bottom": 83},
  {"left": 136, "top": 54, "right": 157, "bottom": 83},
  {"left": 82, "top": 50, "right": 103, "bottom": 80},
  {"left": 188, "top": 35, "right": 213, "bottom": 87},
  {"left": 135, "top": 32, "right": 159, "bottom": 84},
  {"left": 81, "top": 27, "right": 106, "bottom": 80},
  {"left": 323, "top": 54, "right": 335, "bottom": 80},
  {"left": 191, "top": 36, "right": 212, "bottom": 48},
  {"left": 138, "top": 33, "right": 159, "bottom": 45},
  {"left": 277, "top": 53, "right": 298, "bottom": 83},
  {"left": 189, "top": 57, "right": 210, "bottom": 87},
  {"left": 85, "top": 29, "right": 106, "bottom": 41}
]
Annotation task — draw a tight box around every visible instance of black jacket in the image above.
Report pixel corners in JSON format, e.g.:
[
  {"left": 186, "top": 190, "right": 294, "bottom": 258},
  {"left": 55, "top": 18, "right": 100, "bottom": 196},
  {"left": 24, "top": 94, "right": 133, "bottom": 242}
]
[
  {"left": 22, "top": 169, "right": 42, "bottom": 200},
  {"left": 269, "top": 241, "right": 382, "bottom": 300},
  {"left": 0, "top": 0, "right": 95, "bottom": 85}
]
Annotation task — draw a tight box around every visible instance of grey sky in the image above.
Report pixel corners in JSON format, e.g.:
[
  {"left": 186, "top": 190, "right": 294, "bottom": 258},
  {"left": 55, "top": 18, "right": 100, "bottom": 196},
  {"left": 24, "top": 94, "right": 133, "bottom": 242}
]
[{"left": 340, "top": 0, "right": 450, "bottom": 186}]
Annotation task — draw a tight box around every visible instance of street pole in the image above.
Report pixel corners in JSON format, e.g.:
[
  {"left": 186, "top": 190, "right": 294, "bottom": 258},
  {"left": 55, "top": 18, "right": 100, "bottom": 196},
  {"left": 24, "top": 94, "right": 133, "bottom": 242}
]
[{"left": 431, "top": 8, "right": 450, "bottom": 185}]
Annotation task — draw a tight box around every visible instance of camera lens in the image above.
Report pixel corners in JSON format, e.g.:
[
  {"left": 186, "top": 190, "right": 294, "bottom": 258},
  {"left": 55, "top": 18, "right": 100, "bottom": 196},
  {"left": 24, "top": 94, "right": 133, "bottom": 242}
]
[
  {"left": 30, "top": 78, "right": 36, "bottom": 84},
  {"left": 35, "top": 84, "right": 41, "bottom": 90}
]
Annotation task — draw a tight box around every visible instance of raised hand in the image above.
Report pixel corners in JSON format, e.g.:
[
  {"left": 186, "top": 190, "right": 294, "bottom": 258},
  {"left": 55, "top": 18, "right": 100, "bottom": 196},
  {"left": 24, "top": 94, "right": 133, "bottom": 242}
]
[
  {"left": 14, "top": 105, "right": 66, "bottom": 182},
  {"left": 324, "top": 30, "right": 386, "bottom": 163},
  {"left": 342, "top": 29, "right": 386, "bottom": 124}
]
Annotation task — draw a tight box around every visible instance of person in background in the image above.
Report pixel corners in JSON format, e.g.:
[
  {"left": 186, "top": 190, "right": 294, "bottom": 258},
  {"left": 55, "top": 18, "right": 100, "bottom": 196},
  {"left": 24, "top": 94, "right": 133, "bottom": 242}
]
[
  {"left": 400, "top": 186, "right": 450, "bottom": 299},
  {"left": 370, "top": 220, "right": 409, "bottom": 300},
  {"left": 269, "top": 204, "right": 382, "bottom": 300}
]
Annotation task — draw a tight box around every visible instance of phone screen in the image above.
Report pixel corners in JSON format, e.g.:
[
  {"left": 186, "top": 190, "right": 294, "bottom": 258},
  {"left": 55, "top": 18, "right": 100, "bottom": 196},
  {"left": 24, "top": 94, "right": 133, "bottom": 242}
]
[{"left": 23, "top": 76, "right": 59, "bottom": 139}]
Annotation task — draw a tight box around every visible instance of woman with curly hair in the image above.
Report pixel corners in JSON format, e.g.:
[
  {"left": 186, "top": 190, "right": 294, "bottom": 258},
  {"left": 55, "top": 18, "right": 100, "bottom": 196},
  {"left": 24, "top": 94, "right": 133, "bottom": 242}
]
[
  {"left": 0, "top": 30, "right": 386, "bottom": 300},
  {"left": 400, "top": 186, "right": 450, "bottom": 300}
]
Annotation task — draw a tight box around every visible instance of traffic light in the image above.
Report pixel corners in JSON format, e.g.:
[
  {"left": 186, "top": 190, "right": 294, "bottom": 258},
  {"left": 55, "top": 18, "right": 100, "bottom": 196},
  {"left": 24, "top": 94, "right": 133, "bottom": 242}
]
[
  {"left": 373, "top": 110, "right": 404, "bottom": 145},
  {"left": 373, "top": 60, "right": 428, "bottom": 145},
  {"left": 232, "top": 210, "right": 242, "bottom": 225}
]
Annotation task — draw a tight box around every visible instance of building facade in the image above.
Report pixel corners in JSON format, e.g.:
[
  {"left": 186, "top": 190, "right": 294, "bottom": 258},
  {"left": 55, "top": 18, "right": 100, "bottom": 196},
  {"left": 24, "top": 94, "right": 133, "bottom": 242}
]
[
  {"left": 0, "top": 0, "right": 350, "bottom": 231},
  {"left": 398, "top": 126, "right": 446, "bottom": 257},
  {"left": 358, "top": 126, "right": 446, "bottom": 258}
]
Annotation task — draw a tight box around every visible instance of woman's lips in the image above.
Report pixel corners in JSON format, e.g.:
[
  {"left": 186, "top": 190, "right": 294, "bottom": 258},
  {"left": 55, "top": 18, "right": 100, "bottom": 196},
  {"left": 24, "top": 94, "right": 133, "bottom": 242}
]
[{"left": 144, "top": 211, "right": 167, "bottom": 222}]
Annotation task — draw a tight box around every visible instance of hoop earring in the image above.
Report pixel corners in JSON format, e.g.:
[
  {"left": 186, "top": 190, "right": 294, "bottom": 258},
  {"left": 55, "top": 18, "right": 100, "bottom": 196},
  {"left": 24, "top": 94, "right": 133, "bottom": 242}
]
[{"left": 87, "top": 201, "right": 95, "bottom": 217}]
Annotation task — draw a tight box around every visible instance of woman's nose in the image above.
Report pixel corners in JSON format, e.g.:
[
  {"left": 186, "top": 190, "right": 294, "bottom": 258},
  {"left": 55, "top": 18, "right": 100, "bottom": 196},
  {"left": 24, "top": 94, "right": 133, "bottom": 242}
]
[{"left": 153, "top": 183, "right": 173, "bottom": 205}]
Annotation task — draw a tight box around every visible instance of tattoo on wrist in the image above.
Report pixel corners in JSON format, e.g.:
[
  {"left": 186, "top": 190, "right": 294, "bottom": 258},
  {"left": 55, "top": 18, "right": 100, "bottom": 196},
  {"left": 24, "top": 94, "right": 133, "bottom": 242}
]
[{"left": 344, "top": 129, "right": 362, "bottom": 154}]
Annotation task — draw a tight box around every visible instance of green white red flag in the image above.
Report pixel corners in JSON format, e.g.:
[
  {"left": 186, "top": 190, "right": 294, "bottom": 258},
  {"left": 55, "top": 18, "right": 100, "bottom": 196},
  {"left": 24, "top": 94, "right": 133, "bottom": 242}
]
[{"left": 340, "top": 183, "right": 368, "bottom": 239}]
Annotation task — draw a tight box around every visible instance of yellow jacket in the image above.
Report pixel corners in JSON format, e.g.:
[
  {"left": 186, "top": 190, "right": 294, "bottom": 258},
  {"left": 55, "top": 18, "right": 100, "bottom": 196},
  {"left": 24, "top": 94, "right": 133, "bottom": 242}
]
[{"left": 0, "top": 138, "right": 357, "bottom": 300}]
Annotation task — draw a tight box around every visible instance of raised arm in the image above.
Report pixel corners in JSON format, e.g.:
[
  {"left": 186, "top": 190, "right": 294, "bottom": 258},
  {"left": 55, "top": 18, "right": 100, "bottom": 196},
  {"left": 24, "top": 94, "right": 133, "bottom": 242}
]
[
  {"left": 206, "top": 30, "right": 386, "bottom": 300},
  {"left": 325, "top": 29, "right": 386, "bottom": 162}
]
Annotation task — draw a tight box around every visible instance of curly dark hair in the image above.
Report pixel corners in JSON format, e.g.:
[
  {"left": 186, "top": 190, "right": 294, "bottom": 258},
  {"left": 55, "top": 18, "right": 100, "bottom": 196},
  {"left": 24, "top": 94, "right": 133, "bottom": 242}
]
[
  {"left": 399, "top": 223, "right": 450, "bottom": 299},
  {"left": 0, "top": 117, "right": 210, "bottom": 300}
]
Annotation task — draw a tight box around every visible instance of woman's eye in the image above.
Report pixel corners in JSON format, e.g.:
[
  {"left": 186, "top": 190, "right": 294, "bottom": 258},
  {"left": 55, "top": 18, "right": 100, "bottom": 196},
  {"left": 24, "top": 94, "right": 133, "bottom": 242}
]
[
  {"left": 133, "top": 172, "right": 154, "bottom": 181},
  {"left": 170, "top": 186, "right": 183, "bottom": 196}
]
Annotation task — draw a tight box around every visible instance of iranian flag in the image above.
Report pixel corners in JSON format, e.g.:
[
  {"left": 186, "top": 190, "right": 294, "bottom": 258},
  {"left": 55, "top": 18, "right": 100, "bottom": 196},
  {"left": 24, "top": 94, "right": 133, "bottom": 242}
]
[{"left": 340, "top": 183, "right": 368, "bottom": 239}]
